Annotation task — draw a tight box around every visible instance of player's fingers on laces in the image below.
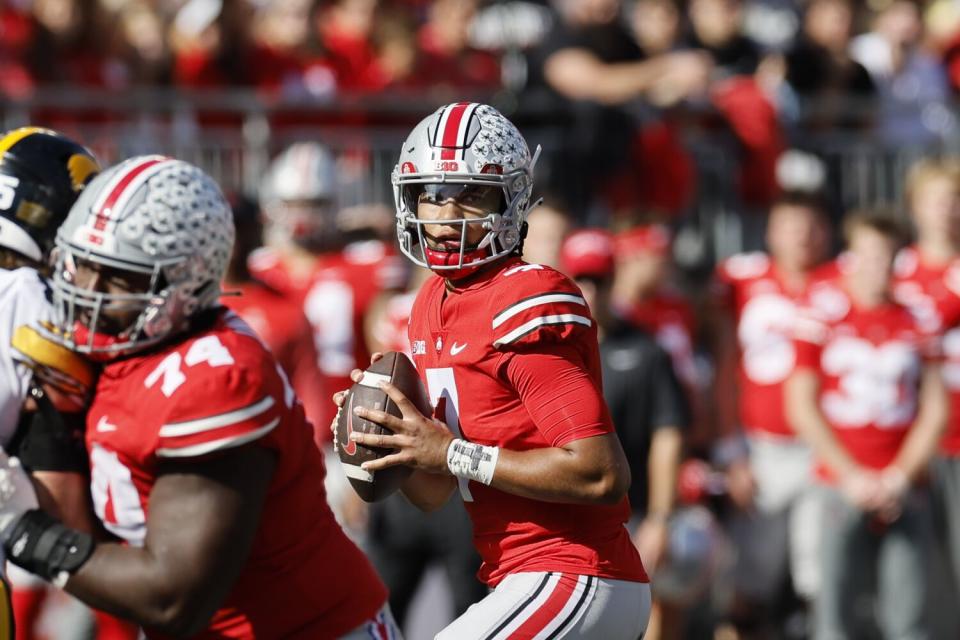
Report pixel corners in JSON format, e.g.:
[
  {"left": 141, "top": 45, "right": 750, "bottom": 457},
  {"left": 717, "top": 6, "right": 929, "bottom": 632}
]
[
  {"left": 352, "top": 405, "right": 404, "bottom": 431},
  {"left": 377, "top": 382, "right": 421, "bottom": 418},
  {"left": 350, "top": 368, "right": 366, "bottom": 383},
  {"left": 332, "top": 390, "right": 347, "bottom": 407},
  {"left": 349, "top": 431, "right": 401, "bottom": 449}
]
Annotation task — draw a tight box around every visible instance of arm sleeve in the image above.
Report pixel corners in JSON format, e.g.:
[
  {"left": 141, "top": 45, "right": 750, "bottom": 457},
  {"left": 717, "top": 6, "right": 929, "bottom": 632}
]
[{"left": 503, "top": 344, "right": 613, "bottom": 447}]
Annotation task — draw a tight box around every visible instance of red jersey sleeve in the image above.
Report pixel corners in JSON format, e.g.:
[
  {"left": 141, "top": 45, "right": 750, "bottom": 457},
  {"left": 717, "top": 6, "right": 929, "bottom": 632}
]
[
  {"left": 490, "top": 267, "right": 594, "bottom": 349},
  {"left": 793, "top": 308, "right": 828, "bottom": 371},
  {"left": 504, "top": 344, "right": 613, "bottom": 447},
  {"left": 154, "top": 333, "right": 288, "bottom": 460}
]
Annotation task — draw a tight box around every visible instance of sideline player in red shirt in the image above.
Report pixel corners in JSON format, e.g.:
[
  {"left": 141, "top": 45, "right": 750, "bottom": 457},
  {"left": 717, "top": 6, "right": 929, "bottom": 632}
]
[
  {"left": 710, "top": 192, "right": 832, "bottom": 629},
  {"left": 250, "top": 142, "right": 403, "bottom": 436},
  {"left": 890, "top": 158, "right": 960, "bottom": 595},
  {"left": 336, "top": 102, "right": 650, "bottom": 638},
  {"left": 786, "top": 212, "right": 946, "bottom": 640},
  {"left": 0, "top": 156, "right": 396, "bottom": 639}
]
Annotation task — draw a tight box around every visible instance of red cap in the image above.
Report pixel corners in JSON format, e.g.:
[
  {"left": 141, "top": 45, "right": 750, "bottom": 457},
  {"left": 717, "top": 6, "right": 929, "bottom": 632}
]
[
  {"left": 560, "top": 228, "right": 615, "bottom": 280},
  {"left": 615, "top": 224, "right": 672, "bottom": 257}
]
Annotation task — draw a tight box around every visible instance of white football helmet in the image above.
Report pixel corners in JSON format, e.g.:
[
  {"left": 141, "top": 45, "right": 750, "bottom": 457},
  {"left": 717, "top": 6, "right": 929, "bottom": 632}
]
[
  {"left": 47, "top": 155, "right": 234, "bottom": 357},
  {"left": 392, "top": 102, "right": 540, "bottom": 279},
  {"left": 260, "top": 141, "right": 338, "bottom": 249}
]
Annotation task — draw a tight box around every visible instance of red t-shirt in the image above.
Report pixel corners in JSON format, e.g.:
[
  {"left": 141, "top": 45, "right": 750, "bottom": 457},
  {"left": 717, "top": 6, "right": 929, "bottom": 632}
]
[
  {"left": 714, "top": 252, "right": 828, "bottom": 437},
  {"left": 87, "top": 311, "right": 387, "bottom": 639},
  {"left": 406, "top": 258, "right": 647, "bottom": 586},
  {"left": 793, "top": 280, "right": 937, "bottom": 481},
  {"left": 892, "top": 245, "right": 960, "bottom": 455}
]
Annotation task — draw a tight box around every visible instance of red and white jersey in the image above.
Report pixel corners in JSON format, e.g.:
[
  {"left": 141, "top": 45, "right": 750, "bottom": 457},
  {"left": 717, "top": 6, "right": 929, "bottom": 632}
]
[
  {"left": 618, "top": 292, "right": 698, "bottom": 387},
  {"left": 892, "top": 245, "right": 960, "bottom": 455},
  {"left": 406, "top": 257, "right": 647, "bottom": 587},
  {"left": 86, "top": 310, "right": 386, "bottom": 639},
  {"left": 249, "top": 241, "right": 404, "bottom": 431},
  {"left": 793, "top": 280, "right": 937, "bottom": 481},
  {"left": 714, "top": 252, "right": 826, "bottom": 437},
  {"left": 221, "top": 280, "right": 328, "bottom": 449}
]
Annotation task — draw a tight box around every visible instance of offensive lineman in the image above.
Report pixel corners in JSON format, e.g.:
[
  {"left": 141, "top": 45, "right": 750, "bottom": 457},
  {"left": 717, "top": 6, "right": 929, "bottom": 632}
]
[
  {"left": 0, "top": 156, "right": 398, "bottom": 639},
  {"left": 337, "top": 102, "right": 651, "bottom": 638}
]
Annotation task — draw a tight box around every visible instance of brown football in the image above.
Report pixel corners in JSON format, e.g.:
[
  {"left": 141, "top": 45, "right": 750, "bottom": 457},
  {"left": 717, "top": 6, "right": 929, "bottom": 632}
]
[{"left": 335, "top": 351, "right": 429, "bottom": 502}]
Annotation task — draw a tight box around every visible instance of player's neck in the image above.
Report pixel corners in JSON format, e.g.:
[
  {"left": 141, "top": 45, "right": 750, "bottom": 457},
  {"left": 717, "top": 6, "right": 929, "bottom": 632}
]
[{"left": 917, "top": 238, "right": 960, "bottom": 266}]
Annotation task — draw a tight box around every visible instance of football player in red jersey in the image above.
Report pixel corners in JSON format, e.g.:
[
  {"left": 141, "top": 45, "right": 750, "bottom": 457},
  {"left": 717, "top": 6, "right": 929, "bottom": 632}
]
[
  {"left": 891, "top": 158, "right": 960, "bottom": 599},
  {"left": 786, "top": 212, "right": 946, "bottom": 639},
  {"left": 336, "top": 102, "right": 650, "bottom": 638},
  {"left": 0, "top": 156, "right": 397, "bottom": 639},
  {"left": 250, "top": 142, "right": 404, "bottom": 437},
  {"left": 710, "top": 192, "right": 832, "bottom": 632}
]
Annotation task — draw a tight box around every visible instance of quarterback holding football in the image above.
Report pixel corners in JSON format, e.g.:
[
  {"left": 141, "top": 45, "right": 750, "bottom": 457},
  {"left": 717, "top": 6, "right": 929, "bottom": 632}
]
[{"left": 337, "top": 102, "right": 651, "bottom": 638}]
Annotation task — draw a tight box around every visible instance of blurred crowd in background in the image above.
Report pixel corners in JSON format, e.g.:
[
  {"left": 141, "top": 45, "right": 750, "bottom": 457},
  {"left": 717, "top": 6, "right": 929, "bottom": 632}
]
[{"left": 6, "top": 0, "right": 960, "bottom": 639}]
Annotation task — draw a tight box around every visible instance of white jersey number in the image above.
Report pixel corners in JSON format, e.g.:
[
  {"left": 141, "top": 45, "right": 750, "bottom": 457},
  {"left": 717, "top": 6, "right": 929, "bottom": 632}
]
[
  {"left": 425, "top": 367, "right": 472, "bottom": 502},
  {"left": 304, "top": 280, "right": 356, "bottom": 377},
  {"left": 738, "top": 293, "right": 797, "bottom": 385},
  {"left": 820, "top": 336, "right": 920, "bottom": 429},
  {"left": 90, "top": 444, "right": 146, "bottom": 546}
]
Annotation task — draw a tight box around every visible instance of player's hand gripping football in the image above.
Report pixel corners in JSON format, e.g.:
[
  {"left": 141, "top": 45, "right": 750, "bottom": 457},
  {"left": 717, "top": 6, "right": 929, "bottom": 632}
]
[{"left": 332, "top": 354, "right": 455, "bottom": 475}]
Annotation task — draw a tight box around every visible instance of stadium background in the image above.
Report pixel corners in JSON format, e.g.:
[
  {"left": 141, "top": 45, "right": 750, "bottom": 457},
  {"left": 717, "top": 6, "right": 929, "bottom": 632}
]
[{"left": 3, "top": 0, "right": 960, "bottom": 638}]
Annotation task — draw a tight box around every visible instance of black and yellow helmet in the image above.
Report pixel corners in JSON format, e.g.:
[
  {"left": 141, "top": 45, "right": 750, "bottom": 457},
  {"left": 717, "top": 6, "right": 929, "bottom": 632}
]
[{"left": 0, "top": 127, "right": 100, "bottom": 265}]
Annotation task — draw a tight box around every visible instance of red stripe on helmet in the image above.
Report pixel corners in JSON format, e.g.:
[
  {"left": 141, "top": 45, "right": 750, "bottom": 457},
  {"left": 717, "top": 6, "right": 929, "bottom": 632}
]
[
  {"left": 92, "top": 157, "right": 166, "bottom": 230},
  {"left": 440, "top": 102, "right": 471, "bottom": 160}
]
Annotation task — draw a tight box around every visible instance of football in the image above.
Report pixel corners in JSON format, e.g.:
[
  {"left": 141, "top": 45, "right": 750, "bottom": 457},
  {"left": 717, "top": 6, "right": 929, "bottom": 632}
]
[{"left": 335, "top": 351, "right": 429, "bottom": 502}]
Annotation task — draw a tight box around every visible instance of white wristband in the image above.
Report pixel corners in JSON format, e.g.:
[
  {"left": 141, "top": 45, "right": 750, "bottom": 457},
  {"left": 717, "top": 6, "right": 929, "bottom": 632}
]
[{"left": 446, "top": 438, "right": 499, "bottom": 486}]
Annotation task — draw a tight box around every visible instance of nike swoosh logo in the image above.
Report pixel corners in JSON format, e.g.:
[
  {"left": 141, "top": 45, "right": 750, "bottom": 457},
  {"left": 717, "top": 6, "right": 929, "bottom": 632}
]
[
  {"left": 343, "top": 394, "right": 357, "bottom": 456},
  {"left": 450, "top": 342, "right": 467, "bottom": 355},
  {"left": 96, "top": 416, "right": 117, "bottom": 432}
]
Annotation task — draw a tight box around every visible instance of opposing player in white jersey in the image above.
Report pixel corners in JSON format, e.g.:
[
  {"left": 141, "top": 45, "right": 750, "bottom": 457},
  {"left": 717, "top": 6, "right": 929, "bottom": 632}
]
[{"left": 0, "top": 127, "right": 106, "bottom": 637}]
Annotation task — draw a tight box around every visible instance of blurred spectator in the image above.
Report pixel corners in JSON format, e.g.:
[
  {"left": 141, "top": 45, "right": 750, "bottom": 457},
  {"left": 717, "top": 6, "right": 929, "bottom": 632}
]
[
  {"left": 686, "top": 0, "right": 760, "bottom": 76},
  {"left": 631, "top": 0, "right": 683, "bottom": 58},
  {"left": 780, "top": 0, "right": 875, "bottom": 128},
  {"left": 28, "top": 0, "right": 117, "bottom": 87},
  {"left": 0, "top": 4, "right": 37, "bottom": 97},
  {"left": 891, "top": 158, "right": 960, "bottom": 613},
  {"left": 611, "top": 225, "right": 700, "bottom": 388},
  {"left": 521, "top": 200, "right": 573, "bottom": 269},
  {"left": 526, "top": 0, "right": 711, "bottom": 217},
  {"left": 115, "top": 2, "right": 172, "bottom": 86},
  {"left": 316, "top": 0, "right": 394, "bottom": 92},
  {"left": 851, "top": 0, "right": 955, "bottom": 146},
  {"left": 560, "top": 228, "right": 692, "bottom": 640},
  {"left": 787, "top": 212, "right": 946, "bottom": 640},
  {"left": 414, "top": 0, "right": 500, "bottom": 92},
  {"left": 171, "top": 0, "right": 298, "bottom": 90},
  {"left": 711, "top": 192, "right": 831, "bottom": 636},
  {"left": 220, "top": 194, "right": 328, "bottom": 445}
]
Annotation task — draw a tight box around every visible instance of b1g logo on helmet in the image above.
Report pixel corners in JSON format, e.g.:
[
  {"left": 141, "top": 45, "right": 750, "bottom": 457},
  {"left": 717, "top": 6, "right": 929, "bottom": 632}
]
[{"left": 433, "top": 160, "right": 460, "bottom": 172}]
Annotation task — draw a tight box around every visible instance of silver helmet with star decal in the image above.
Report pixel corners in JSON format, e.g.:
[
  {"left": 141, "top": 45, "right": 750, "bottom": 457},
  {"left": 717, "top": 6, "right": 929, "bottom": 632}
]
[{"left": 391, "top": 102, "right": 540, "bottom": 278}]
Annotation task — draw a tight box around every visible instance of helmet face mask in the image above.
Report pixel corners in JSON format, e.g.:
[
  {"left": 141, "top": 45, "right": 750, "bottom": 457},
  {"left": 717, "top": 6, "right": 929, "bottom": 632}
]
[
  {"left": 45, "top": 155, "right": 234, "bottom": 359},
  {"left": 392, "top": 103, "right": 539, "bottom": 279}
]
